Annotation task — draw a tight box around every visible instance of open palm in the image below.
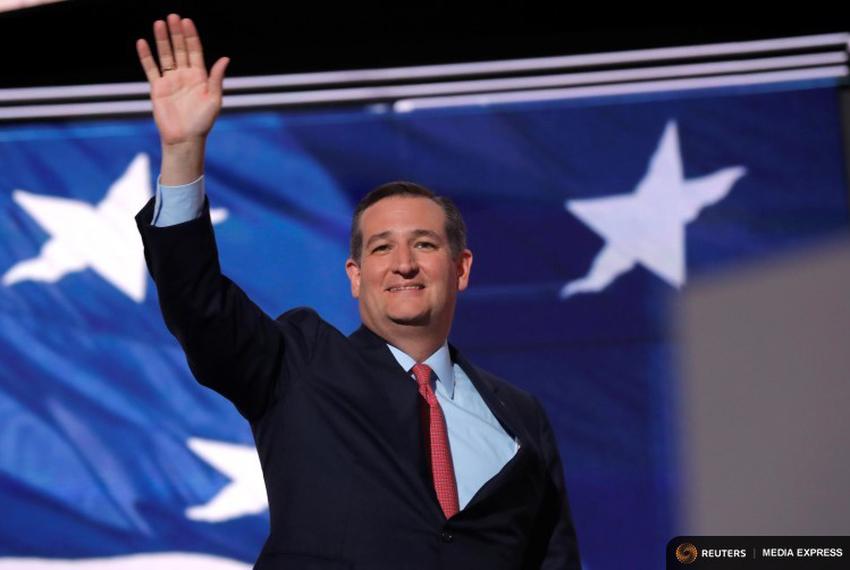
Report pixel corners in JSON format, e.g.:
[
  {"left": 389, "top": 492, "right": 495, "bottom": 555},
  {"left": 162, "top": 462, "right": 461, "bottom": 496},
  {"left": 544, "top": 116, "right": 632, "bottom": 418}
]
[{"left": 136, "top": 15, "right": 229, "bottom": 146}]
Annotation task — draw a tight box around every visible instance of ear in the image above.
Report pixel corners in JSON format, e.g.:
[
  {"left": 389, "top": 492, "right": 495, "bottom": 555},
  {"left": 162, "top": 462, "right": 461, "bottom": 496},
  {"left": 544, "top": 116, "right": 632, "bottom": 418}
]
[
  {"left": 455, "top": 249, "right": 473, "bottom": 292},
  {"left": 345, "top": 258, "right": 361, "bottom": 298}
]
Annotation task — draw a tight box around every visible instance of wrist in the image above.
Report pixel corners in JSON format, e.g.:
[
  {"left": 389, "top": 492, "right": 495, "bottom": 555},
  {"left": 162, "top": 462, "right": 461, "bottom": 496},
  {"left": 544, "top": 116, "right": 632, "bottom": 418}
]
[
  {"left": 161, "top": 137, "right": 206, "bottom": 154},
  {"left": 160, "top": 139, "right": 206, "bottom": 186}
]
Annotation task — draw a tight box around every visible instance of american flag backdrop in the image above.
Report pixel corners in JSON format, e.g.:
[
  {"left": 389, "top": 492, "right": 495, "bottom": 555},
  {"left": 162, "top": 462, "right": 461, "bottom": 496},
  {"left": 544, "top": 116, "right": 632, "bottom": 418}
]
[{"left": 0, "top": 62, "right": 848, "bottom": 570}]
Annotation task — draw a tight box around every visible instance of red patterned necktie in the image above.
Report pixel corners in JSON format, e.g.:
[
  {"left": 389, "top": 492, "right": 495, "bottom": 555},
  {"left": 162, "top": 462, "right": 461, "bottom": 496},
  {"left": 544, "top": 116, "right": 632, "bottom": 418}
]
[{"left": 411, "top": 363, "right": 459, "bottom": 519}]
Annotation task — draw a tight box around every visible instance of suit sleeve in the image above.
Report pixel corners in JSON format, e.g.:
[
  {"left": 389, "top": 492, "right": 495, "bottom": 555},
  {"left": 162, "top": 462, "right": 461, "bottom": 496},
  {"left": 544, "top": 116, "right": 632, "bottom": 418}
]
[
  {"left": 135, "top": 196, "right": 322, "bottom": 421},
  {"left": 526, "top": 396, "right": 582, "bottom": 570}
]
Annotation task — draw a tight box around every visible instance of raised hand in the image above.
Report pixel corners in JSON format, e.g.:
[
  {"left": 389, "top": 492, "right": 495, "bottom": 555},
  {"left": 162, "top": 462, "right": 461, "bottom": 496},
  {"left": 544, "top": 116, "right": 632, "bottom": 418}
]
[{"left": 136, "top": 14, "right": 229, "bottom": 184}]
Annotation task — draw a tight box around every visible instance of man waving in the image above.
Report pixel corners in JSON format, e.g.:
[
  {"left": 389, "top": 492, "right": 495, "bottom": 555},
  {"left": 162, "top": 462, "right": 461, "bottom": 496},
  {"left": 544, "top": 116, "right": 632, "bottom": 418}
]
[{"left": 135, "top": 14, "right": 581, "bottom": 570}]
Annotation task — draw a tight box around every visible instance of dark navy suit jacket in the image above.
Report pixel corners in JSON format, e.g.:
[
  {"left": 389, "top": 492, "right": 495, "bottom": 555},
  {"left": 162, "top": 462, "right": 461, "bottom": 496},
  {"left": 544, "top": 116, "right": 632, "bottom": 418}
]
[{"left": 136, "top": 198, "right": 581, "bottom": 570}]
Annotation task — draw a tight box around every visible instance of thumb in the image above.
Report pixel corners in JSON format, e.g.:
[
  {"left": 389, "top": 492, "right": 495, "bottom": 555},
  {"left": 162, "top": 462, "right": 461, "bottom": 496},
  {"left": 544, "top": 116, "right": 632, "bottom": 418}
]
[{"left": 209, "top": 56, "right": 230, "bottom": 98}]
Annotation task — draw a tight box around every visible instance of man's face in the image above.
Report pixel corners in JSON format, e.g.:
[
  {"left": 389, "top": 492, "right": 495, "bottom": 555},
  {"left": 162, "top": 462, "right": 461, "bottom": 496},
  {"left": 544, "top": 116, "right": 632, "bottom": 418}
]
[{"left": 345, "top": 196, "right": 472, "bottom": 340}]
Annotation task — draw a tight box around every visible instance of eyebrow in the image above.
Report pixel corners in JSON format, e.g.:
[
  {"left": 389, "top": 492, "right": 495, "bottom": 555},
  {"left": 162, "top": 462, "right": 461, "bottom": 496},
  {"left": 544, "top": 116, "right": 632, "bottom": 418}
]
[
  {"left": 365, "top": 229, "right": 443, "bottom": 248},
  {"left": 410, "top": 229, "right": 442, "bottom": 241}
]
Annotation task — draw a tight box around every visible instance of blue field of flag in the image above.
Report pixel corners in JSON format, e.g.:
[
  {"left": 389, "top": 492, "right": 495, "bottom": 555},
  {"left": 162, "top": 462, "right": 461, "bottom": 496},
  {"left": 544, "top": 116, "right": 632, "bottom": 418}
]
[{"left": 0, "top": 79, "right": 847, "bottom": 570}]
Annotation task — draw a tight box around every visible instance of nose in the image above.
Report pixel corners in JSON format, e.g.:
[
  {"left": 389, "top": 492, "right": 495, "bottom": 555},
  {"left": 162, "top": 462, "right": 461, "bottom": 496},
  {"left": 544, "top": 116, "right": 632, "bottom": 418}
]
[{"left": 392, "top": 244, "right": 419, "bottom": 277}]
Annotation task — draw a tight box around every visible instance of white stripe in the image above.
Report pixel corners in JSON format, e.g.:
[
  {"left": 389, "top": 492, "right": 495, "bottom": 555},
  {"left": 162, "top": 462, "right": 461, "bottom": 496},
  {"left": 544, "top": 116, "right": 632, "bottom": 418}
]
[
  {"left": 1, "top": 65, "right": 844, "bottom": 121},
  {"left": 219, "top": 33, "right": 850, "bottom": 89},
  {"left": 0, "top": 100, "right": 152, "bottom": 120},
  {"left": 219, "top": 53, "right": 846, "bottom": 107},
  {"left": 0, "top": 0, "right": 64, "bottom": 14},
  {"left": 0, "top": 554, "right": 249, "bottom": 569},
  {"left": 393, "top": 66, "right": 848, "bottom": 112},
  {"left": 0, "top": 82, "right": 152, "bottom": 103},
  {"left": 0, "top": 32, "right": 846, "bottom": 102}
]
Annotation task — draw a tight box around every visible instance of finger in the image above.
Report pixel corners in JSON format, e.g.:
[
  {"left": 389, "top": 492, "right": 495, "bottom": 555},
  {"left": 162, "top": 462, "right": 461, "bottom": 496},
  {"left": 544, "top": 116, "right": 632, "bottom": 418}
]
[
  {"left": 167, "top": 13, "right": 189, "bottom": 68},
  {"left": 135, "top": 39, "right": 161, "bottom": 83},
  {"left": 153, "top": 19, "right": 175, "bottom": 71},
  {"left": 182, "top": 18, "right": 206, "bottom": 71},
  {"left": 208, "top": 57, "right": 230, "bottom": 98}
]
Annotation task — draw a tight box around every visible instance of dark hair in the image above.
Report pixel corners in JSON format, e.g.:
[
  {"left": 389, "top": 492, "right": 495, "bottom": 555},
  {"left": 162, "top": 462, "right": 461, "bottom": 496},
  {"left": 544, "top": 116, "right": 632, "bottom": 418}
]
[{"left": 349, "top": 181, "right": 467, "bottom": 263}]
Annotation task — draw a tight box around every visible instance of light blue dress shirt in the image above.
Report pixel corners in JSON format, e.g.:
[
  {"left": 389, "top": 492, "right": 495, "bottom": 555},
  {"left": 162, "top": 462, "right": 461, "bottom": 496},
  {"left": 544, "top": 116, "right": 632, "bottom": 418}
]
[
  {"left": 154, "top": 177, "right": 518, "bottom": 509},
  {"left": 152, "top": 175, "right": 207, "bottom": 227},
  {"left": 386, "top": 343, "right": 518, "bottom": 509}
]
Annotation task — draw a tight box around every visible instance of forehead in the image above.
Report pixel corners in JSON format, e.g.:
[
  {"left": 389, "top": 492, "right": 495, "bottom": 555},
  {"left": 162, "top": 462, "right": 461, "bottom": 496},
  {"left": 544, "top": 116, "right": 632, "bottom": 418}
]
[{"left": 359, "top": 196, "right": 447, "bottom": 237}]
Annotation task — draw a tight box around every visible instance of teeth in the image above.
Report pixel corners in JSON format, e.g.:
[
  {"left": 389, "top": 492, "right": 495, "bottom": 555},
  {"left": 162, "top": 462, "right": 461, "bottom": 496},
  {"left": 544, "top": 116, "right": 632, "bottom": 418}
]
[{"left": 389, "top": 285, "right": 423, "bottom": 291}]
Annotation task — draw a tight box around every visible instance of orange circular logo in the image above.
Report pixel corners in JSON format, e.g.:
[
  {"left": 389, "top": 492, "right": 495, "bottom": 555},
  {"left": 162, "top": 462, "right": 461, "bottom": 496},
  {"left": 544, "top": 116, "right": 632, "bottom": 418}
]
[{"left": 675, "top": 543, "right": 698, "bottom": 564}]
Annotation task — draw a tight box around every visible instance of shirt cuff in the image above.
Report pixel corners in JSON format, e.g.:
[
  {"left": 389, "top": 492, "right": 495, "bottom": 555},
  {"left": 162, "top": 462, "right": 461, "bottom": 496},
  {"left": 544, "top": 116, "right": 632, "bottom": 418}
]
[{"left": 152, "top": 174, "right": 206, "bottom": 227}]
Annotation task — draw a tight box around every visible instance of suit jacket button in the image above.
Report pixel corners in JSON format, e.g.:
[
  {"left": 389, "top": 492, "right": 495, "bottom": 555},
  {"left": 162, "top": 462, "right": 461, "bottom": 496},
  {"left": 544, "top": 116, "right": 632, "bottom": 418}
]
[{"left": 441, "top": 530, "right": 453, "bottom": 543}]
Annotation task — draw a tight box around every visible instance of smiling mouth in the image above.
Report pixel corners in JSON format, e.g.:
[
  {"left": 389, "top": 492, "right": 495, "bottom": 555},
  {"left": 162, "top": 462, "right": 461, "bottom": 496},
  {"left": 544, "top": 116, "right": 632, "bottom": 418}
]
[{"left": 386, "top": 285, "right": 425, "bottom": 292}]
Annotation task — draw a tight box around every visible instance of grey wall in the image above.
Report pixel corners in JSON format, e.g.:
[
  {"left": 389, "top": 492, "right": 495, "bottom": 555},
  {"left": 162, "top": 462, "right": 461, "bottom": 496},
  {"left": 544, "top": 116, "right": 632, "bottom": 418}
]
[{"left": 677, "top": 236, "right": 850, "bottom": 534}]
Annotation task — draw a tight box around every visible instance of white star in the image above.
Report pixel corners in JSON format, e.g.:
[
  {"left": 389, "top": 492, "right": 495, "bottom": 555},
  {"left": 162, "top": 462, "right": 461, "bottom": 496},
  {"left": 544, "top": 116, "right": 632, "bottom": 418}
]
[
  {"left": 2, "top": 154, "right": 228, "bottom": 303},
  {"left": 0, "top": 553, "right": 250, "bottom": 570},
  {"left": 184, "top": 438, "right": 267, "bottom": 523},
  {"left": 560, "top": 120, "right": 746, "bottom": 299}
]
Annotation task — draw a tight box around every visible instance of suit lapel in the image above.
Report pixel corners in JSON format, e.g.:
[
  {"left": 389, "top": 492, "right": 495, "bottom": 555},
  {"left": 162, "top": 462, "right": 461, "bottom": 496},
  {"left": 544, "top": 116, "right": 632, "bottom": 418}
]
[
  {"left": 348, "top": 324, "right": 421, "bottom": 434},
  {"left": 449, "top": 345, "right": 536, "bottom": 515},
  {"left": 348, "top": 325, "right": 441, "bottom": 519},
  {"left": 346, "top": 329, "right": 535, "bottom": 521},
  {"left": 449, "top": 345, "right": 529, "bottom": 444}
]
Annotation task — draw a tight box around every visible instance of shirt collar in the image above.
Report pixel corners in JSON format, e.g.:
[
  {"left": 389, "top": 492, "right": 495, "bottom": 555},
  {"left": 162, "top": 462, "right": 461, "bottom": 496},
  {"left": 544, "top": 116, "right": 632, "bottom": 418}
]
[{"left": 386, "top": 342, "right": 455, "bottom": 398}]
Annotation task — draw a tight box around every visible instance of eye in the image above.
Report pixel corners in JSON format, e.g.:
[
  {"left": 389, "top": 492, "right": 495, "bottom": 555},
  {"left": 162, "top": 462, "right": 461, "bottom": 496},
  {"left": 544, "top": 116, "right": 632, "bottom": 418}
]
[
  {"left": 371, "top": 244, "right": 390, "bottom": 254},
  {"left": 415, "top": 241, "right": 436, "bottom": 250}
]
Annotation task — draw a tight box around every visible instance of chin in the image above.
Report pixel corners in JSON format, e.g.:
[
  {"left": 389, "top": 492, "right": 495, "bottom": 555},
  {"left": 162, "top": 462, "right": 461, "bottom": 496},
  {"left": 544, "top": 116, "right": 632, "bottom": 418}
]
[{"left": 387, "top": 313, "right": 430, "bottom": 327}]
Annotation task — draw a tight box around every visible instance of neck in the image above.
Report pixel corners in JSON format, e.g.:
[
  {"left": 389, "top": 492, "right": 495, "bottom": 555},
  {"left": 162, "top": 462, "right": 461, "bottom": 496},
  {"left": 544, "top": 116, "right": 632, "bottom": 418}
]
[
  {"left": 389, "top": 337, "right": 444, "bottom": 363},
  {"left": 368, "top": 321, "right": 447, "bottom": 363}
]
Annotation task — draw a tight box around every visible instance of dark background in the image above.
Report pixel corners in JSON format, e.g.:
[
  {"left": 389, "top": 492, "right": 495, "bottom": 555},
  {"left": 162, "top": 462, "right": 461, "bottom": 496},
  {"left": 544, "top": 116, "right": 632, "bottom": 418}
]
[{"left": 0, "top": 0, "right": 843, "bottom": 89}]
